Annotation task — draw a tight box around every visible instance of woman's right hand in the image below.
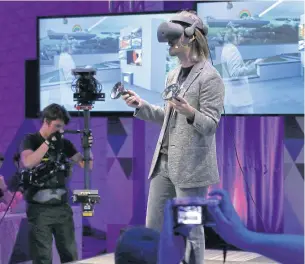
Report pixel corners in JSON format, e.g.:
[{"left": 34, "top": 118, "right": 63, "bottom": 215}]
[{"left": 121, "top": 90, "right": 143, "bottom": 108}]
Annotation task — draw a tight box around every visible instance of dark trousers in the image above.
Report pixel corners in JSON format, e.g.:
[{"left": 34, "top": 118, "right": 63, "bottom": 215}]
[{"left": 26, "top": 203, "right": 78, "bottom": 264}]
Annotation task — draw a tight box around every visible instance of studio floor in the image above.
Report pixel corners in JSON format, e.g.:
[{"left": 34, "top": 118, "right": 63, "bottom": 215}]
[{"left": 72, "top": 250, "right": 277, "bottom": 264}]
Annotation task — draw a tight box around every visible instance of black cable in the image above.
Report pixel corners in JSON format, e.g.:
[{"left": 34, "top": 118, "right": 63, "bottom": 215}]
[
  {"left": 0, "top": 190, "right": 17, "bottom": 226},
  {"left": 223, "top": 244, "right": 227, "bottom": 264},
  {"left": 223, "top": 106, "right": 266, "bottom": 232},
  {"left": 0, "top": 153, "right": 21, "bottom": 226}
]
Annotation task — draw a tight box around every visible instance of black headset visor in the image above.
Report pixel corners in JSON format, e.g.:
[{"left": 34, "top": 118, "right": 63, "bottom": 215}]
[
  {"left": 157, "top": 15, "right": 208, "bottom": 43},
  {"left": 157, "top": 21, "right": 185, "bottom": 43}
]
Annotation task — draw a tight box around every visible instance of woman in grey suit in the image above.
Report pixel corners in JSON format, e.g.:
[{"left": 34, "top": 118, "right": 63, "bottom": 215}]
[{"left": 122, "top": 10, "right": 225, "bottom": 264}]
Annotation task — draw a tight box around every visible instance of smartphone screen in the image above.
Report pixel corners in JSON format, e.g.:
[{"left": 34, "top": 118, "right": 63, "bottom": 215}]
[
  {"left": 174, "top": 204, "right": 216, "bottom": 226},
  {"left": 176, "top": 205, "right": 203, "bottom": 225}
]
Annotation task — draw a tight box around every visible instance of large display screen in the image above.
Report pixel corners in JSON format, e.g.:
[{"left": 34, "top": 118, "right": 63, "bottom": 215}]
[
  {"left": 197, "top": 0, "right": 304, "bottom": 114},
  {"left": 38, "top": 13, "right": 179, "bottom": 113}
]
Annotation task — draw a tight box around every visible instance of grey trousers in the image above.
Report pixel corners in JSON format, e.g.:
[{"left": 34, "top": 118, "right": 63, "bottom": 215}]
[{"left": 146, "top": 154, "right": 208, "bottom": 264}]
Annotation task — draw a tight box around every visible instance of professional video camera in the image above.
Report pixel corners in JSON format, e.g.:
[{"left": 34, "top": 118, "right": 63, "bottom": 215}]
[
  {"left": 71, "top": 67, "right": 105, "bottom": 107},
  {"left": 19, "top": 161, "right": 71, "bottom": 190},
  {"left": 19, "top": 153, "right": 72, "bottom": 190},
  {"left": 69, "top": 67, "right": 103, "bottom": 216}
]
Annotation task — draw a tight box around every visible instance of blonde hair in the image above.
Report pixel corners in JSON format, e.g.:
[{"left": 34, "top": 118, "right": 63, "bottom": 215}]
[
  {"left": 177, "top": 10, "right": 209, "bottom": 63},
  {"left": 189, "top": 28, "right": 209, "bottom": 63}
]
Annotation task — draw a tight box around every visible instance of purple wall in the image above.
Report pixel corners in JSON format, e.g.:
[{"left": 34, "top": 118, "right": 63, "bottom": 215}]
[{"left": 284, "top": 116, "right": 304, "bottom": 235}]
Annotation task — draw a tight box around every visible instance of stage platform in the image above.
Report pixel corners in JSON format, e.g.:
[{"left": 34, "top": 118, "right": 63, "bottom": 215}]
[{"left": 71, "top": 249, "right": 277, "bottom": 264}]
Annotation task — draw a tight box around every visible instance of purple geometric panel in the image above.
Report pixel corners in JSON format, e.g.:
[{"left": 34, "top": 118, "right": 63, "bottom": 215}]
[
  {"left": 284, "top": 162, "right": 304, "bottom": 231},
  {"left": 117, "top": 158, "right": 133, "bottom": 179},
  {"left": 107, "top": 117, "right": 126, "bottom": 136},
  {"left": 283, "top": 145, "right": 293, "bottom": 162},
  {"left": 284, "top": 139, "right": 304, "bottom": 161},
  {"left": 144, "top": 122, "right": 160, "bottom": 204},
  {"left": 1, "top": 119, "right": 37, "bottom": 183},
  {"left": 107, "top": 135, "right": 127, "bottom": 156},
  {"left": 107, "top": 158, "right": 126, "bottom": 182},
  {"left": 295, "top": 146, "right": 304, "bottom": 163},
  {"left": 284, "top": 116, "right": 304, "bottom": 139},
  {"left": 106, "top": 142, "right": 116, "bottom": 158},
  {"left": 103, "top": 179, "right": 133, "bottom": 224},
  {"left": 33, "top": 119, "right": 42, "bottom": 131},
  {"left": 106, "top": 224, "right": 126, "bottom": 253},
  {"left": 119, "top": 118, "right": 133, "bottom": 136},
  {"left": 107, "top": 157, "right": 116, "bottom": 173},
  {"left": 296, "top": 164, "right": 304, "bottom": 179},
  {"left": 284, "top": 197, "right": 304, "bottom": 235},
  {"left": 117, "top": 136, "right": 133, "bottom": 157},
  {"left": 284, "top": 163, "right": 293, "bottom": 181},
  {"left": 296, "top": 117, "right": 304, "bottom": 133},
  {"left": 102, "top": 155, "right": 134, "bottom": 243},
  {"left": 284, "top": 116, "right": 304, "bottom": 235}
]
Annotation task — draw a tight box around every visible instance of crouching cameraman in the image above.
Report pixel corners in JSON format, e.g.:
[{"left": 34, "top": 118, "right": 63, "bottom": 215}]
[{"left": 20, "top": 103, "right": 93, "bottom": 264}]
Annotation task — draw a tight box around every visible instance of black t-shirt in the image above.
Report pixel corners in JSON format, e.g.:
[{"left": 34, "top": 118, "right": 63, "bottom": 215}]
[
  {"left": 178, "top": 65, "right": 194, "bottom": 86},
  {"left": 20, "top": 132, "right": 78, "bottom": 204}
]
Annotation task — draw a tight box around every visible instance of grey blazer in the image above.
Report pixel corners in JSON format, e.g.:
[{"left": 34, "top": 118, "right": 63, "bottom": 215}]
[{"left": 134, "top": 60, "right": 225, "bottom": 188}]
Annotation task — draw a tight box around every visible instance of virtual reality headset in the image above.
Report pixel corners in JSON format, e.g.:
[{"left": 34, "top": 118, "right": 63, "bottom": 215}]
[{"left": 157, "top": 13, "right": 208, "bottom": 43}]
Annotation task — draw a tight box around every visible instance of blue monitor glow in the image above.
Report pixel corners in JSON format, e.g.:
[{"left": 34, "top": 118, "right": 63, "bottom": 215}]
[
  {"left": 197, "top": 0, "right": 304, "bottom": 115},
  {"left": 38, "top": 13, "right": 179, "bottom": 113}
]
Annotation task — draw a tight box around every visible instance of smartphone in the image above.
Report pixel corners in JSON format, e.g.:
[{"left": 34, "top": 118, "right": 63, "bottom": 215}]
[{"left": 173, "top": 199, "right": 219, "bottom": 226}]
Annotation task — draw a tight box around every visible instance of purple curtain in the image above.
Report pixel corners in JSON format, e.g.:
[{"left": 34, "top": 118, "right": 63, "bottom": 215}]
[{"left": 210, "top": 116, "right": 284, "bottom": 234}]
